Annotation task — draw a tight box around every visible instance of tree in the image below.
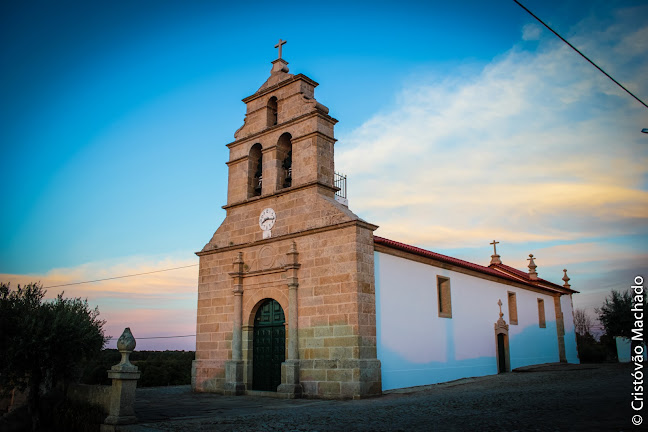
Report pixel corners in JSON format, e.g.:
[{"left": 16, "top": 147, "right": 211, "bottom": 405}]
[
  {"left": 573, "top": 308, "right": 594, "bottom": 336},
  {"left": 596, "top": 289, "right": 634, "bottom": 339},
  {"left": 0, "top": 282, "right": 107, "bottom": 430}
]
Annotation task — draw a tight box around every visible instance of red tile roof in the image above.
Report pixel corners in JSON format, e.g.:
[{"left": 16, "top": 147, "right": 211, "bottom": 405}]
[
  {"left": 373, "top": 236, "right": 577, "bottom": 294},
  {"left": 489, "top": 263, "right": 574, "bottom": 292}
]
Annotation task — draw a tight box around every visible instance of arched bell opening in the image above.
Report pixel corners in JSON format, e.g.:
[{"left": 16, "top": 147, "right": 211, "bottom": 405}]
[
  {"left": 248, "top": 143, "right": 263, "bottom": 198},
  {"left": 266, "top": 96, "right": 278, "bottom": 127},
  {"left": 277, "top": 132, "right": 292, "bottom": 189}
]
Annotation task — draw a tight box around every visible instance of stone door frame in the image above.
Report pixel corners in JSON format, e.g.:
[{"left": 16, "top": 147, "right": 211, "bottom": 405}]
[{"left": 494, "top": 316, "right": 511, "bottom": 373}]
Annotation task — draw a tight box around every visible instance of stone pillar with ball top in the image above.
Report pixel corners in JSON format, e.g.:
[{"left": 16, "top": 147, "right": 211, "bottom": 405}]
[{"left": 101, "top": 328, "right": 141, "bottom": 431}]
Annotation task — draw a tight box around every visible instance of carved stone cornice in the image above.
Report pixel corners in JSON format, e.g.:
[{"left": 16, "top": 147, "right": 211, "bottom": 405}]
[
  {"left": 196, "top": 219, "right": 378, "bottom": 257},
  {"left": 226, "top": 111, "right": 337, "bottom": 149}
]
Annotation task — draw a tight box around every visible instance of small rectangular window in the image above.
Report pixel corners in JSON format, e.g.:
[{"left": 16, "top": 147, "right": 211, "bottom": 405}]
[
  {"left": 437, "top": 276, "right": 452, "bottom": 318},
  {"left": 537, "top": 298, "right": 546, "bottom": 328},
  {"left": 508, "top": 292, "right": 518, "bottom": 325}
]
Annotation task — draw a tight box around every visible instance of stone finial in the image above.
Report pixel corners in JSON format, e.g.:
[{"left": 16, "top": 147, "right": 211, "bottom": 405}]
[
  {"left": 233, "top": 252, "right": 244, "bottom": 273},
  {"left": 494, "top": 299, "right": 508, "bottom": 331},
  {"left": 562, "top": 269, "right": 571, "bottom": 289},
  {"left": 286, "top": 240, "right": 299, "bottom": 267},
  {"left": 288, "top": 240, "right": 298, "bottom": 255},
  {"left": 105, "top": 327, "right": 141, "bottom": 427},
  {"left": 490, "top": 240, "right": 502, "bottom": 265},
  {"left": 527, "top": 254, "right": 538, "bottom": 280},
  {"left": 113, "top": 328, "right": 137, "bottom": 372}
]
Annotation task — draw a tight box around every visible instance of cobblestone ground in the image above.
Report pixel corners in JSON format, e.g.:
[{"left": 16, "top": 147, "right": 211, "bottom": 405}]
[{"left": 127, "top": 363, "right": 638, "bottom": 432}]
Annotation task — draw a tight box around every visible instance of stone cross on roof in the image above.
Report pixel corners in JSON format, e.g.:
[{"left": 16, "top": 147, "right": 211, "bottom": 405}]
[
  {"left": 490, "top": 240, "right": 499, "bottom": 255},
  {"left": 497, "top": 299, "right": 503, "bottom": 318},
  {"left": 275, "top": 39, "right": 287, "bottom": 59},
  {"left": 490, "top": 240, "right": 502, "bottom": 265}
]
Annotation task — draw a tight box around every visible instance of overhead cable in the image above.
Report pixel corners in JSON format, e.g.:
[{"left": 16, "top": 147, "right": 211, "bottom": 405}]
[{"left": 513, "top": 0, "right": 648, "bottom": 109}]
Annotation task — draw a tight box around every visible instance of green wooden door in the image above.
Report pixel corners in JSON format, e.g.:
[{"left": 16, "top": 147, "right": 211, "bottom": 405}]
[{"left": 253, "top": 299, "right": 285, "bottom": 391}]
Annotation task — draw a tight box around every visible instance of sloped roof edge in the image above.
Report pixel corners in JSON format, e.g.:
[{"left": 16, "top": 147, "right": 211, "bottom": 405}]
[{"left": 373, "top": 236, "right": 578, "bottom": 294}]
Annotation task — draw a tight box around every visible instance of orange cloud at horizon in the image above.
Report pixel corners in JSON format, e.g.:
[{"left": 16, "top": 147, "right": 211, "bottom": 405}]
[{"left": 1, "top": 253, "right": 199, "bottom": 351}]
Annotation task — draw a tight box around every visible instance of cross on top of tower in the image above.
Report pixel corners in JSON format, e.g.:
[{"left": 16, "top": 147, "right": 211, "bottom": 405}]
[{"left": 275, "top": 39, "right": 287, "bottom": 59}]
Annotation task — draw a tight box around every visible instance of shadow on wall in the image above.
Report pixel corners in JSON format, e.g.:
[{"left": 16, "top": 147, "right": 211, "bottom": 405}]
[
  {"left": 508, "top": 322, "right": 560, "bottom": 370},
  {"left": 378, "top": 322, "right": 564, "bottom": 391},
  {"left": 378, "top": 344, "right": 498, "bottom": 391}
]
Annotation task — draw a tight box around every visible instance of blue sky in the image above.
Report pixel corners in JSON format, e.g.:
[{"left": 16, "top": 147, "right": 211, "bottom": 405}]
[{"left": 1, "top": 0, "right": 646, "bottom": 349}]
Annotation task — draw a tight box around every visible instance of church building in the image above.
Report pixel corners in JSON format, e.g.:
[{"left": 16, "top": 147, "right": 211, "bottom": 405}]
[{"left": 192, "top": 43, "right": 579, "bottom": 399}]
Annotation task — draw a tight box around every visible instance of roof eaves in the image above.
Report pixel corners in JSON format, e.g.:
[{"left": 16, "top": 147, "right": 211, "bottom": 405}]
[{"left": 374, "top": 236, "right": 578, "bottom": 294}]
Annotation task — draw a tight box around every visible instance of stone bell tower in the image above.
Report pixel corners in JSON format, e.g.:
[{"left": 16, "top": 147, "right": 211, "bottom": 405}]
[{"left": 192, "top": 41, "right": 382, "bottom": 399}]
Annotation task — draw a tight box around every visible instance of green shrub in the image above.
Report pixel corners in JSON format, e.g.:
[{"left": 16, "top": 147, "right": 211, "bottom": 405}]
[{"left": 81, "top": 350, "right": 194, "bottom": 387}]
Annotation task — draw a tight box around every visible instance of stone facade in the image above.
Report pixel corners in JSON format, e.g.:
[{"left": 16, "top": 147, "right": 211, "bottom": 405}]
[{"left": 192, "top": 57, "right": 381, "bottom": 399}]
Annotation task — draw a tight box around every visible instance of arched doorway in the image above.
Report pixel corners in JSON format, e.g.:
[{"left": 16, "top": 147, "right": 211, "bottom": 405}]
[
  {"left": 494, "top": 301, "right": 510, "bottom": 373},
  {"left": 253, "top": 299, "right": 285, "bottom": 391}
]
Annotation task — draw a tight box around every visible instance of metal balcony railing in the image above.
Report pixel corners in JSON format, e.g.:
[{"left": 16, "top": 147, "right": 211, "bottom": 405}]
[{"left": 334, "top": 172, "right": 348, "bottom": 206}]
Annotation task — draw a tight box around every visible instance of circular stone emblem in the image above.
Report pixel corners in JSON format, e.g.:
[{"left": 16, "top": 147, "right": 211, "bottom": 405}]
[{"left": 258, "top": 245, "right": 275, "bottom": 269}]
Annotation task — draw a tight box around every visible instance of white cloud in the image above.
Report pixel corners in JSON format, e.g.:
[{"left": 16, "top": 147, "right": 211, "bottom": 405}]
[
  {"left": 522, "top": 23, "right": 542, "bottom": 41},
  {"left": 336, "top": 10, "right": 648, "bottom": 322},
  {"left": 338, "top": 15, "right": 648, "bottom": 250}
]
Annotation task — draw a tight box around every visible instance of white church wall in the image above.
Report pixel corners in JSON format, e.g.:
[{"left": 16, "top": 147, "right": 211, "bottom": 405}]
[
  {"left": 505, "top": 287, "right": 560, "bottom": 370},
  {"left": 375, "top": 251, "right": 562, "bottom": 391},
  {"left": 561, "top": 294, "right": 580, "bottom": 364}
]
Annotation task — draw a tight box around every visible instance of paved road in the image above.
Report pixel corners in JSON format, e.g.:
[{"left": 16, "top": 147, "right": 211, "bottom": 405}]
[{"left": 126, "top": 363, "right": 638, "bottom": 432}]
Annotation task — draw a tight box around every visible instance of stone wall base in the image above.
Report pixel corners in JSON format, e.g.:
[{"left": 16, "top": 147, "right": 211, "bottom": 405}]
[
  {"left": 194, "top": 358, "right": 381, "bottom": 399},
  {"left": 301, "top": 358, "right": 382, "bottom": 399},
  {"left": 192, "top": 359, "right": 226, "bottom": 393},
  {"left": 277, "top": 360, "right": 302, "bottom": 398},
  {"left": 223, "top": 360, "right": 246, "bottom": 395}
]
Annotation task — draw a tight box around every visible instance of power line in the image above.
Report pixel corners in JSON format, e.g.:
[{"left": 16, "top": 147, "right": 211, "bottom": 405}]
[
  {"left": 106, "top": 334, "right": 196, "bottom": 340},
  {"left": 43, "top": 264, "right": 199, "bottom": 289},
  {"left": 513, "top": 0, "right": 648, "bottom": 110}
]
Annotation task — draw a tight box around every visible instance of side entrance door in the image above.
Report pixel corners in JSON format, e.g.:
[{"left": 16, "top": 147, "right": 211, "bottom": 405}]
[
  {"left": 497, "top": 333, "right": 506, "bottom": 373},
  {"left": 253, "top": 299, "right": 285, "bottom": 391}
]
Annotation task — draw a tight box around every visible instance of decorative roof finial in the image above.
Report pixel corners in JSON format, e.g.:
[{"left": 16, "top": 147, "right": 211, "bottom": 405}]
[
  {"left": 490, "top": 240, "right": 502, "bottom": 265},
  {"left": 562, "top": 269, "right": 571, "bottom": 289},
  {"left": 527, "top": 254, "right": 538, "bottom": 280},
  {"left": 497, "top": 299, "right": 503, "bottom": 319}
]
